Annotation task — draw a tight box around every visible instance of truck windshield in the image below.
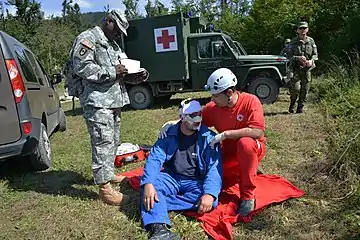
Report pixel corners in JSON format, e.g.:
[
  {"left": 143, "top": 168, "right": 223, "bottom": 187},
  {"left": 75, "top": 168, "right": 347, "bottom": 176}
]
[
  {"left": 233, "top": 41, "right": 247, "bottom": 55},
  {"left": 224, "top": 35, "right": 241, "bottom": 57}
]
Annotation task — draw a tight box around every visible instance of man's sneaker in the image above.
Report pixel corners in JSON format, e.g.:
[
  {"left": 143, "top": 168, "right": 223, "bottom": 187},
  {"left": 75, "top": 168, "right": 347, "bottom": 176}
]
[
  {"left": 148, "top": 223, "right": 180, "bottom": 240},
  {"left": 99, "top": 183, "right": 129, "bottom": 206},
  {"left": 237, "top": 199, "right": 255, "bottom": 217}
]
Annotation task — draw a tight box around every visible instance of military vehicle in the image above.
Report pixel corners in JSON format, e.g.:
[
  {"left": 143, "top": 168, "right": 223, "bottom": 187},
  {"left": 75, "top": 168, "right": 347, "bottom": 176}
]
[{"left": 122, "top": 12, "right": 288, "bottom": 110}]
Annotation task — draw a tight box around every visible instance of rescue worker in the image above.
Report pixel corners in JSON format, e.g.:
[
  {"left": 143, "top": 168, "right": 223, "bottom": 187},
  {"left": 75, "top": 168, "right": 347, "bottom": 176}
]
[
  {"left": 71, "top": 10, "right": 147, "bottom": 206},
  {"left": 141, "top": 99, "right": 222, "bottom": 240},
  {"left": 280, "top": 38, "right": 291, "bottom": 57},
  {"left": 159, "top": 68, "right": 266, "bottom": 217},
  {"left": 287, "top": 21, "right": 318, "bottom": 113}
]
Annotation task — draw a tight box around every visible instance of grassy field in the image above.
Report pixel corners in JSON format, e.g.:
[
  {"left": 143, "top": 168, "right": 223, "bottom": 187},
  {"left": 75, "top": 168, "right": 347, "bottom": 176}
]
[{"left": 0, "top": 91, "right": 358, "bottom": 240}]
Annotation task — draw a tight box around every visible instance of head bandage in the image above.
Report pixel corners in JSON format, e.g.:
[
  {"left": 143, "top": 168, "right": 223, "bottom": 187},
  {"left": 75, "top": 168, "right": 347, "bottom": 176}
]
[{"left": 178, "top": 99, "right": 202, "bottom": 130}]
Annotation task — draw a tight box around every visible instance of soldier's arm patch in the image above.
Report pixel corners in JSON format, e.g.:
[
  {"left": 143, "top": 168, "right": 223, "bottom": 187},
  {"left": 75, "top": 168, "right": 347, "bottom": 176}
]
[
  {"left": 79, "top": 47, "right": 88, "bottom": 56},
  {"left": 80, "top": 39, "right": 94, "bottom": 50},
  {"left": 75, "top": 38, "right": 95, "bottom": 58}
]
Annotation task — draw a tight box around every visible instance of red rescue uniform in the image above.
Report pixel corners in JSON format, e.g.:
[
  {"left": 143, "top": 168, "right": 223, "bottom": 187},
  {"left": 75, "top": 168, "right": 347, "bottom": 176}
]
[{"left": 202, "top": 91, "right": 266, "bottom": 200}]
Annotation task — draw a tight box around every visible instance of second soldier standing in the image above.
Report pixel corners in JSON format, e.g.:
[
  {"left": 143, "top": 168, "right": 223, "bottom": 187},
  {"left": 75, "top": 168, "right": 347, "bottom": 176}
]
[
  {"left": 71, "top": 10, "right": 132, "bottom": 206},
  {"left": 287, "top": 21, "right": 318, "bottom": 113}
]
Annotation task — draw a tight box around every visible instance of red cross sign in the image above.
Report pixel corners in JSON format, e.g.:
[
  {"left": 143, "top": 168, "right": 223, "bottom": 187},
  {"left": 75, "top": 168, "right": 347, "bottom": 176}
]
[
  {"left": 154, "top": 26, "right": 178, "bottom": 52},
  {"left": 157, "top": 30, "right": 175, "bottom": 49}
]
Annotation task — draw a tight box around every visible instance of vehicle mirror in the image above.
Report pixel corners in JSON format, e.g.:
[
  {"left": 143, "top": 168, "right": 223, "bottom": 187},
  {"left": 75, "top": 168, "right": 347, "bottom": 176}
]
[{"left": 51, "top": 73, "right": 62, "bottom": 85}]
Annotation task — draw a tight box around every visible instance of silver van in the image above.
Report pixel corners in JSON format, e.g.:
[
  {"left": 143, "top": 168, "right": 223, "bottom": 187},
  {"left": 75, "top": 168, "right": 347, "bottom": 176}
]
[{"left": 0, "top": 31, "right": 66, "bottom": 171}]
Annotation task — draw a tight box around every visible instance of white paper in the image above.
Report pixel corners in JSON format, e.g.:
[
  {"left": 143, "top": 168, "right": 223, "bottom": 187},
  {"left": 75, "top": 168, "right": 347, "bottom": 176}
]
[
  {"left": 120, "top": 58, "right": 141, "bottom": 74},
  {"left": 119, "top": 52, "right": 128, "bottom": 59}
]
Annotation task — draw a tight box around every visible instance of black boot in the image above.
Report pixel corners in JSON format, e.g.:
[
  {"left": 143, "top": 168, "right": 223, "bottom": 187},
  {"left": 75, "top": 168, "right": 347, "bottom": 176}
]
[
  {"left": 289, "top": 106, "right": 294, "bottom": 114},
  {"left": 289, "top": 100, "right": 296, "bottom": 113},
  {"left": 296, "top": 104, "right": 304, "bottom": 114},
  {"left": 147, "top": 223, "right": 180, "bottom": 240}
]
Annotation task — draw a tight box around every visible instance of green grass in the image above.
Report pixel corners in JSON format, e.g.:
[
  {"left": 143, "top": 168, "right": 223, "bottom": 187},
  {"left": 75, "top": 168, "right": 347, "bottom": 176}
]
[{"left": 0, "top": 91, "right": 358, "bottom": 240}]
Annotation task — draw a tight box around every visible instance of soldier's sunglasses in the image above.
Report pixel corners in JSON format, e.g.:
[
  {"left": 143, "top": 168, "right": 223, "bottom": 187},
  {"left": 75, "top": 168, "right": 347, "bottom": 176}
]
[{"left": 298, "top": 27, "right": 307, "bottom": 30}]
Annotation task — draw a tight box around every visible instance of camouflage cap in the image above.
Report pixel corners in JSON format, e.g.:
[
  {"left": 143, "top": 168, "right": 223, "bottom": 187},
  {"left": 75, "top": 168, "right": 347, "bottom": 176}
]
[
  {"left": 298, "top": 21, "right": 309, "bottom": 28},
  {"left": 109, "top": 10, "right": 129, "bottom": 36}
]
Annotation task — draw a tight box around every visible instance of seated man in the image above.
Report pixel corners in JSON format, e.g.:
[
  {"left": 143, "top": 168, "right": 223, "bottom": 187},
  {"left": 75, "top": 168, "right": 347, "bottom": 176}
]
[
  {"left": 159, "top": 68, "right": 266, "bottom": 217},
  {"left": 140, "top": 99, "right": 222, "bottom": 240}
]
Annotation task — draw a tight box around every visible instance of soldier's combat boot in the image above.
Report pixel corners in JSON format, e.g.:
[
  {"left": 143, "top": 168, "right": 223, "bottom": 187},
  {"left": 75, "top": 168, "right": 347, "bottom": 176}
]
[
  {"left": 147, "top": 223, "right": 180, "bottom": 240},
  {"left": 111, "top": 175, "right": 129, "bottom": 185},
  {"left": 237, "top": 199, "right": 255, "bottom": 217},
  {"left": 99, "top": 183, "right": 129, "bottom": 206},
  {"left": 296, "top": 104, "right": 304, "bottom": 114},
  {"left": 289, "top": 100, "right": 296, "bottom": 114}
]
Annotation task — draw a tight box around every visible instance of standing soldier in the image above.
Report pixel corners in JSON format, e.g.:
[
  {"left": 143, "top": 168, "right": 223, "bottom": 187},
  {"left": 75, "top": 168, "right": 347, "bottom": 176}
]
[
  {"left": 287, "top": 21, "right": 318, "bottom": 113},
  {"left": 280, "top": 38, "right": 291, "bottom": 57},
  {"left": 69, "top": 10, "right": 148, "bottom": 205}
]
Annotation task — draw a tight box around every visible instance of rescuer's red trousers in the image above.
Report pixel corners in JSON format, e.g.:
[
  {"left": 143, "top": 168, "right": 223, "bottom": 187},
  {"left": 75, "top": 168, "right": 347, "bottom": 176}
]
[{"left": 222, "top": 137, "right": 266, "bottom": 200}]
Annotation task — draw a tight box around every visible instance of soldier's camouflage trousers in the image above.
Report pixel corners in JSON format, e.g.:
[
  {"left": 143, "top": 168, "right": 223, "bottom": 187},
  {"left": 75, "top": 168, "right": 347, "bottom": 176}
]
[
  {"left": 83, "top": 106, "right": 121, "bottom": 185},
  {"left": 289, "top": 70, "right": 311, "bottom": 107}
]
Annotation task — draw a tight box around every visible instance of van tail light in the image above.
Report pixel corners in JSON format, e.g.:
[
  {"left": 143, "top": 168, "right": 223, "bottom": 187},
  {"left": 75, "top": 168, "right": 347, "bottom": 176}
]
[
  {"left": 21, "top": 122, "right": 32, "bottom": 135},
  {"left": 5, "top": 59, "right": 25, "bottom": 104}
]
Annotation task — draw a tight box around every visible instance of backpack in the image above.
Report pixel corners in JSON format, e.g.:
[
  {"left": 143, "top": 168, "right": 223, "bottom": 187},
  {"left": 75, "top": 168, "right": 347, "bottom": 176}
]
[{"left": 63, "top": 28, "right": 102, "bottom": 113}]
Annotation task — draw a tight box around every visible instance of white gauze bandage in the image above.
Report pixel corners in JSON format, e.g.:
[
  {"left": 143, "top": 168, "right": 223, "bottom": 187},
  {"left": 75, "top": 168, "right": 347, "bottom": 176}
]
[{"left": 179, "top": 99, "right": 202, "bottom": 130}]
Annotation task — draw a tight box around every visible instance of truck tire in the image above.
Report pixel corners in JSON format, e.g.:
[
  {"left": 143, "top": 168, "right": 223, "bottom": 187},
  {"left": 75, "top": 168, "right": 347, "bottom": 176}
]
[
  {"left": 248, "top": 77, "right": 279, "bottom": 104},
  {"left": 129, "top": 85, "right": 154, "bottom": 110},
  {"left": 58, "top": 108, "right": 67, "bottom": 132},
  {"left": 29, "top": 123, "right": 52, "bottom": 171}
]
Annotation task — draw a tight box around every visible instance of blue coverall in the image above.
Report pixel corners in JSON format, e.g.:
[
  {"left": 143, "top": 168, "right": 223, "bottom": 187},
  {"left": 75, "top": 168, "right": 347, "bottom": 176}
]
[{"left": 140, "top": 123, "right": 222, "bottom": 227}]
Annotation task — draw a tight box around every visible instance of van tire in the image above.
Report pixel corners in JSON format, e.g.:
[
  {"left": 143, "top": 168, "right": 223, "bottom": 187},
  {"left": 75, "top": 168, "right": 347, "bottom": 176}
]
[
  {"left": 58, "top": 108, "right": 67, "bottom": 132},
  {"left": 128, "top": 85, "right": 154, "bottom": 110},
  {"left": 29, "top": 123, "right": 52, "bottom": 171},
  {"left": 248, "top": 77, "right": 279, "bottom": 104}
]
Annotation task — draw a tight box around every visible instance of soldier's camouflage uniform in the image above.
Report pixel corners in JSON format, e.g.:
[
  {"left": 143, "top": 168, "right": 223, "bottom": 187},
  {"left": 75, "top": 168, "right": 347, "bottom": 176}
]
[
  {"left": 280, "top": 45, "right": 291, "bottom": 58},
  {"left": 287, "top": 35, "right": 318, "bottom": 111},
  {"left": 72, "top": 26, "right": 130, "bottom": 185}
]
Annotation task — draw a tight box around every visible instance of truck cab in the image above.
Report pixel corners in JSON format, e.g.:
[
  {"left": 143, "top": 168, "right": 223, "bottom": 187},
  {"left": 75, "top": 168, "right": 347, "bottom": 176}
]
[{"left": 123, "top": 13, "right": 288, "bottom": 110}]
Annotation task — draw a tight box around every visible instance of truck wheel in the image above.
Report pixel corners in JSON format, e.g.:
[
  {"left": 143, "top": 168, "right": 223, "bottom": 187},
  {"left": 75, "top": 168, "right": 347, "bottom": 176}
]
[
  {"left": 58, "top": 108, "right": 67, "bottom": 132},
  {"left": 29, "top": 123, "right": 52, "bottom": 171},
  {"left": 129, "top": 85, "right": 154, "bottom": 110},
  {"left": 248, "top": 77, "right": 279, "bottom": 104}
]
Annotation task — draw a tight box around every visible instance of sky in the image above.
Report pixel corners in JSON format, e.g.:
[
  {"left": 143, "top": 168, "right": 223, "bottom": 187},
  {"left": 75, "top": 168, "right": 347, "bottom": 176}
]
[{"left": 4, "top": 0, "right": 173, "bottom": 18}]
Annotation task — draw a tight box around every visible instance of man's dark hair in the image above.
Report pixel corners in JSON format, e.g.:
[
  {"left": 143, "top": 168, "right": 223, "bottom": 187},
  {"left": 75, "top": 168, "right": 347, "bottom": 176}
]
[{"left": 221, "top": 86, "right": 236, "bottom": 95}]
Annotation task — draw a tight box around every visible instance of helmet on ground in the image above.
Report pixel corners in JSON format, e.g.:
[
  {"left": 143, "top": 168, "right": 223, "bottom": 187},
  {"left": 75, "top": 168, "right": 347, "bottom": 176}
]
[{"left": 204, "top": 68, "right": 237, "bottom": 94}]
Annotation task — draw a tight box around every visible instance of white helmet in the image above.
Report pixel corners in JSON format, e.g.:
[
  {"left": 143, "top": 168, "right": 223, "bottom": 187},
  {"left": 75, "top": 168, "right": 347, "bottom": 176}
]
[{"left": 204, "top": 68, "right": 238, "bottom": 94}]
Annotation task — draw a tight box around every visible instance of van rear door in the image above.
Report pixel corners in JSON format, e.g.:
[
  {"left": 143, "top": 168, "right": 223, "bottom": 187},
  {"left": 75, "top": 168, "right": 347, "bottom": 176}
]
[{"left": 0, "top": 45, "right": 21, "bottom": 145}]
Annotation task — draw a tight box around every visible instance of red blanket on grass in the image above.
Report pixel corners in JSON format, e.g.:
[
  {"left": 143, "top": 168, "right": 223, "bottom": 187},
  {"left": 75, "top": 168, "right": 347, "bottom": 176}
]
[{"left": 120, "top": 168, "right": 304, "bottom": 240}]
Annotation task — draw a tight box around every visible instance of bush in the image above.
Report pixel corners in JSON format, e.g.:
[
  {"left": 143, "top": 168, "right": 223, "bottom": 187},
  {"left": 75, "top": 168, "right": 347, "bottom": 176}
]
[{"left": 312, "top": 50, "right": 360, "bottom": 232}]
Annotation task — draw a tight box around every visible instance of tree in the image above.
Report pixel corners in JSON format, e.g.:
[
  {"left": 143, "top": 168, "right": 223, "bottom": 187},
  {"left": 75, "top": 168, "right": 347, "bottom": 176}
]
[
  {"left": 61, "top": 0, "right": 82, "bottom": 33},
  {"left": 145, "top": 0, "right": 168, "bottom": 18},
  {"left": 198, "top": 0, "right": 218, "bottom": 23},
  {"left": 27, "top": 20, "right": 77, "bottom": 73},
  {"left": 5, "top": 0, "right": 44, "bottom": 33},
  {"left": 170, "top": 0, "right": 199, "bottom": 15},
  {"left": 123, "top": 0, "right": 142, "bottom": 20}
]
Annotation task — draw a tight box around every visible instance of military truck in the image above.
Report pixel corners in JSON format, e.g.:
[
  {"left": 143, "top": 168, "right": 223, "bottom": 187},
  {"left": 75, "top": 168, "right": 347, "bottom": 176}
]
[{"left": 122, "top": 12, "right": 288, "bottom": 110}]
